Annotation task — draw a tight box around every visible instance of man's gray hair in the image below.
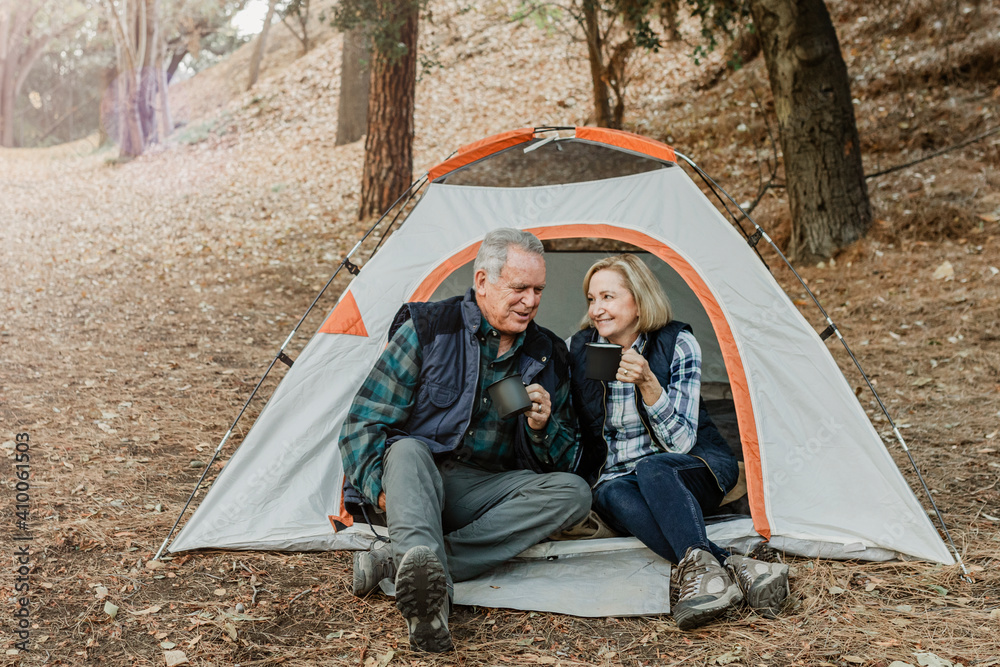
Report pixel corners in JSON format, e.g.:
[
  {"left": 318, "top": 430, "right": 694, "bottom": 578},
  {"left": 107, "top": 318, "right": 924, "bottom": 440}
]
[{"left": 473, "top": 228, "right": 545, "bottom": 283}]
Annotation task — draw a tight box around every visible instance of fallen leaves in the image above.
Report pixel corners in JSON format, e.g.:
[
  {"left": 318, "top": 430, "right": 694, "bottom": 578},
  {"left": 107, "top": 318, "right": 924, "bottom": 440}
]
[
  {"left": 163, "top": 650, "right": 189, "bottom": 667},
  {"left": 713, "top": 646, "right": 743, "bottom": 665},
  {"left": 932, "top": 260, "right": 954, "bottom": 280},
  {"left": 363, "top": 649, "right": 395, "bottom": 667},
  {"left": 129, "top": 605, "right": 162, "bottom": 616}
]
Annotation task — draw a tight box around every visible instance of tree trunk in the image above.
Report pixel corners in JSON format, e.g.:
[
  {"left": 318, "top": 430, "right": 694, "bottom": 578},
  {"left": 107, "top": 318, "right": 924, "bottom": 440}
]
[
  {"left": 165, "top": 44, "right": 186, "bottom": 83},
  {"left": 138, "top": 0, "right": 159, "bottom": 146},
  {"left": 336, "top": 27, "right": 370, "bottom": 146},
  {"left": 749, "top": 0, "right": 871, "bottom": 261},
  {"left": 158, "top": 42, "right": 172, "bottom": 139},
  {"left": 582, "top": 0, "right": 614, "bottom": 128},
  {"left": 0, "top": 58, "right": 14, "bottom": 147},
  {"left": 98, "top": 65, "right": 116, "bottom": 145},
  {"left": 118, "top": 71, "right": 144, "bottom": 157},
  {"left": 247, "top": 0, "right": 278, "bottom": 90},
  {"left": 104, "top": 0, "right": 152, "bottom": 158},
  {"left": 605, "top": 36, "right": 633, "bottom": 129},
  {"left": 660, "top": 0, "right": 681, "bottom": 41},
  {"left": 359, "top": 1, "right": 418, "bottom": 219},
  {"left": 0, "top": 6, "right": 13, "bottom": 146}
]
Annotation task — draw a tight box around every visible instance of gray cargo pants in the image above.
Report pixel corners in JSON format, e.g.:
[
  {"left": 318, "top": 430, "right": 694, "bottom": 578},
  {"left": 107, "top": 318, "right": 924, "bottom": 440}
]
[{"left": 382, "top": 438, "right": 591, "bottom": 586}]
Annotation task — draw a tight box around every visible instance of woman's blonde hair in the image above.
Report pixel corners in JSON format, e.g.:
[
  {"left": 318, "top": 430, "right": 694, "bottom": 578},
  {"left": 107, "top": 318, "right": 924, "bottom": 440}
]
[{"left": 580, "top": 254, "right": 672, "bottom": 332}]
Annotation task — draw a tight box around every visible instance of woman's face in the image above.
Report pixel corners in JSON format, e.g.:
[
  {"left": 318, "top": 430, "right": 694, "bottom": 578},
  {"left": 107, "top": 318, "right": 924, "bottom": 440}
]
[{"left": 587, "top": 269, "right": 640, "bottom": 347}]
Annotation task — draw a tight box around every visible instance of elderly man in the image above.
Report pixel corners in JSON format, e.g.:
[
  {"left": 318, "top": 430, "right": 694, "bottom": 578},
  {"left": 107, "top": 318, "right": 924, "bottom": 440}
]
[{"left": 339, "top": 228, "right": 590, "bottom": 652}]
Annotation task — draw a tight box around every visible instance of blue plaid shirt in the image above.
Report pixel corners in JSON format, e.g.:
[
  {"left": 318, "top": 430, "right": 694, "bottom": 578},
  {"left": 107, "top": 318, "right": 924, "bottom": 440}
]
[{"left": 598, "top": 330, "right": 702, "bottom": 484}]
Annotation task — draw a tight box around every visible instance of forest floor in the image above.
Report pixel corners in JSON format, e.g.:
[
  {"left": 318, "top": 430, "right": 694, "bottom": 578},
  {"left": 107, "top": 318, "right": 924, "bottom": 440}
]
[{"left": 2, "top": 0, "right": 1000, "bottom": 665}]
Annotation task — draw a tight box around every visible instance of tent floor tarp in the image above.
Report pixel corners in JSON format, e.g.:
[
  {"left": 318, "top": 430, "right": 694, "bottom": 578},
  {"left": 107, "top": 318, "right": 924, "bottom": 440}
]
[{"left": 338, "top": 518, "right": 900, "bottom": 618}]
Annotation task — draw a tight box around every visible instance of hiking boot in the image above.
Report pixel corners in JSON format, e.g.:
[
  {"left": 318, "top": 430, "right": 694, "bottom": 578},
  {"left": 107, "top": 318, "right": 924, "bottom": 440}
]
[
  {"left": 725, "top": 553, "right": 789, "bottom": 618},
  {"left": 352, "top": 541, "right": 395, "bottom": 597},
  {"left": 673, "top": 547, "right": 743, "bottom": 631},
  {"left": 394, "top": 546, "right": 453, "bottom": 653}
]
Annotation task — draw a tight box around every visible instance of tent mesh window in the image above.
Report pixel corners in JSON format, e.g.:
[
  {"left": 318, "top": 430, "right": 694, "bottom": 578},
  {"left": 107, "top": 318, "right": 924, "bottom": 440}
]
[{"left": 438, "top": 138, "right": 673, "bottom": 188}]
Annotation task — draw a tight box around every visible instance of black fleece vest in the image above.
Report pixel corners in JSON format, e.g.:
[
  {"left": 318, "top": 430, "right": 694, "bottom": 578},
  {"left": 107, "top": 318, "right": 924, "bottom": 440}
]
[
  {"left": 387, "top": 289, "right": 570, "bottom": 473},
  {"left": 569, "top": 322, "right": 739, "bottom": 492}
]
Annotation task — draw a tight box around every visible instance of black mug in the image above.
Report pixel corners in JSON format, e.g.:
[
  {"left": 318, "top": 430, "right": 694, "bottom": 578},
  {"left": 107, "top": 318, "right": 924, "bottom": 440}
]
[
  {"left": 487, "top": 375, "right": 532, "bottom": 419},
  {"left": 585, "top": 342, "right": 623, "bottom": 381}
]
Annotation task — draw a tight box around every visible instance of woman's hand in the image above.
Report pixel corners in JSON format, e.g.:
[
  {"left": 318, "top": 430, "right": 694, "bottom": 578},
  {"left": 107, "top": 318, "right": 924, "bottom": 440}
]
[
  {"left": 617, "top": 348, "right": 663, "bottom": 405},
  {"left": 525, "top": 383, "right": 552, "bottom": 431}
]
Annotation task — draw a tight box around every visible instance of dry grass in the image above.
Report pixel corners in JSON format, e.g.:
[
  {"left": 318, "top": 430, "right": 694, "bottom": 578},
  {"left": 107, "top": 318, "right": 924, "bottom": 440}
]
[{"left": 2, "top": 0, "right": 1000, "bottom": 665}]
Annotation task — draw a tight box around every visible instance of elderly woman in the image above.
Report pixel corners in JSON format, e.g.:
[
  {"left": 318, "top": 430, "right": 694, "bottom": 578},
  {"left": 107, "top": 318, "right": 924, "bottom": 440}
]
[{"left": 569, "top": 254, "right": 788, "bottom": 630}]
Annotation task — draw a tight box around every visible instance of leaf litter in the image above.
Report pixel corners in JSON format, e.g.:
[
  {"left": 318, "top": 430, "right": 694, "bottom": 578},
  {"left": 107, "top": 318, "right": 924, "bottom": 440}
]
[{"left": 1, "top": 0, "right": 999, "bottom": 665}]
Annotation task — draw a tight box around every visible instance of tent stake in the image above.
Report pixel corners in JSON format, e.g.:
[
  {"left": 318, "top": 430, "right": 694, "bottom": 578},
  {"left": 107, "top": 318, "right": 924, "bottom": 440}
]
[
  {"left": 675, "top": 151, "right": 971, "bottom": 579},
  {"left": 153, "top": 177, "right": 430, "bottom": 561}
]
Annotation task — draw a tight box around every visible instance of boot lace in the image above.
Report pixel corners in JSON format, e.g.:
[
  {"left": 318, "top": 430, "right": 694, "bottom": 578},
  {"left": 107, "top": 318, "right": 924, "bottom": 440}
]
[{"left": 676, "top": 553, "right": 709, "bottom": 601}]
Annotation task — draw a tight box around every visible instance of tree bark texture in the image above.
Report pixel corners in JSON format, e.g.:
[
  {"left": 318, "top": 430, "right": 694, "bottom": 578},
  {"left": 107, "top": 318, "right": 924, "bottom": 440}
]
[
  {"left": 118, "top": 69, "right": 145, "bottom": 157},
  {"left": 749, "top": 0, "right": 871, "bottom": 261},
  {"left": 103, "top": 0, "right": 164, "bottom": 157},
  {"left": 157, "top": 39, "right": 172, "bottom": 138},
  {"left": 138, "top": 0, "right": 159, "bottom": 145},
  {"left": 336, "top": 27, "right": 370, "bottom": 146},
  {"left": 359, "top": 1, "right": 418, "bottom": 219},
  {"left": 582, "top": 1, "right": 614, "bottom": 129},
  {"left": 579, "top": 1, "right": 632, "bottom": 129},
  {"left": 247, "top": 0, "right": 277, "bottom": 90}
]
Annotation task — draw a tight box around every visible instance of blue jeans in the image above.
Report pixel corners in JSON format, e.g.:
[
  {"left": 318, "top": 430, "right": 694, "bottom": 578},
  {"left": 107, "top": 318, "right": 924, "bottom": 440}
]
[{"left": 592, "top": 452, "right": 728, "bottom": 565}]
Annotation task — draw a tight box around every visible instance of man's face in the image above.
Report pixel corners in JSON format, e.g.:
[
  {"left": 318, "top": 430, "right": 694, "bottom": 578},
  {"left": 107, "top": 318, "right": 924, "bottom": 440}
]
[{"left": 474, "top": 247, "right": 546, "bottom": 337}]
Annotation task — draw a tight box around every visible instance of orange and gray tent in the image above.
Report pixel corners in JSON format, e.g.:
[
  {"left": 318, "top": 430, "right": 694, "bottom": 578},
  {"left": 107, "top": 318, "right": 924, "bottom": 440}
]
[{"left": 162, "top": 127, "right": 961, "bottom": 615}]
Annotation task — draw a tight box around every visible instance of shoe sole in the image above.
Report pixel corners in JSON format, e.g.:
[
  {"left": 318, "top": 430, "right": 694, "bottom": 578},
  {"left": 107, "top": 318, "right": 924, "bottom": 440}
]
[
  {"left": 673, "top": 587, "right": 743, "bottom": 631},
  {"left": 395, "top": 547, "right": 453, "bottom": 652},
  {"left": 745, "top": 565, "right": 789, "bottom": 618}
]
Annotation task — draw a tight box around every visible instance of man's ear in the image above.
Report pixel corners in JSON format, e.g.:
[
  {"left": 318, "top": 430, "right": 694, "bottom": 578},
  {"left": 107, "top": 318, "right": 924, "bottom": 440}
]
[{"left": 474, "top": 269, "right": 488, "bottom": 296}]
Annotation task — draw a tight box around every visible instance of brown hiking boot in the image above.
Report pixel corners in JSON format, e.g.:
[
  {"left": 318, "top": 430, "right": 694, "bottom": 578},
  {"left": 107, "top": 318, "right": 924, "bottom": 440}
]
[
  {"left": 352, "top": 540, "right": 396, "bottom": 597},
  {"left": 672, "top": 547, "right": 743, "bottom": 631},
  {"left": 725, "top": 554, "right": 789, "bottom": 618}
]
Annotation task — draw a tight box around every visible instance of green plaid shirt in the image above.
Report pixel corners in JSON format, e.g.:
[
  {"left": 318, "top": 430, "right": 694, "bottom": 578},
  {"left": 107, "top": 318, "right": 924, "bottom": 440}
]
[{"left": 339, "top": 314, "right": 577, "bottom": 505}]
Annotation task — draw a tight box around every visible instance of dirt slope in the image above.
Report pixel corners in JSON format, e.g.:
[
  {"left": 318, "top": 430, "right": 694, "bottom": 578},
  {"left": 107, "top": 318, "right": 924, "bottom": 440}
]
[{"left": 1, "top": 0, "right": 999, "bottom": 665}]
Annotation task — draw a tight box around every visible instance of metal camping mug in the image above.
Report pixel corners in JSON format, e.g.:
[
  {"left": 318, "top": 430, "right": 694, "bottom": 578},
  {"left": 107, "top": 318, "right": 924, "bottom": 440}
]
[
  {"left": 585, "top": 342, "right": 623, "bottom": 381},
  {"left": 486, "top": 375, "right": 532, "bottom": 419}
]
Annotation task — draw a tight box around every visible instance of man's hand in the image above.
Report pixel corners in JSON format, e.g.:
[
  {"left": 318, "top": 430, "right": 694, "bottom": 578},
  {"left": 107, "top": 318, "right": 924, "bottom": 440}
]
[
  {"left": 525, "top": 383, "right": 552, "bottom": 431},
  {"left": 378, "top": 491, "right": 386, "bottom": 511}
]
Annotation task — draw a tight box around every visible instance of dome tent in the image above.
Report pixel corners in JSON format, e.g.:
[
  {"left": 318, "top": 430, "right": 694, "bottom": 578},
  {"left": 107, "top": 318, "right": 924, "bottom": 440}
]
[{"left": 160, "top": 127, "right": 959, "bottom": 617}]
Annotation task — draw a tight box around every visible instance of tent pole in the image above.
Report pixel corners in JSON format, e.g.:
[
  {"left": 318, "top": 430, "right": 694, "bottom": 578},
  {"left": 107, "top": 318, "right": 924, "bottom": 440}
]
[
  {"left": 677, "top": 153, "right": 771, "bottom": 269},
  {"left": 153, "top": 177, "right": 430, "bottom": 561},
  {"left": 675, "top": 151, "right": 971, "bottom": 579}
]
